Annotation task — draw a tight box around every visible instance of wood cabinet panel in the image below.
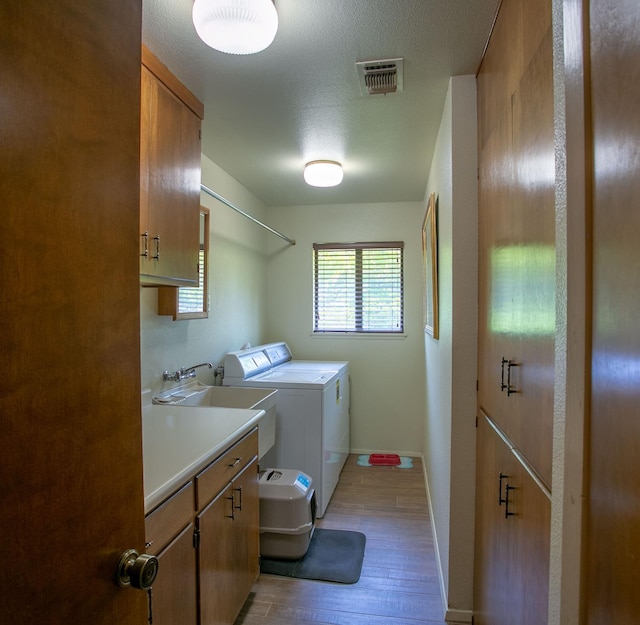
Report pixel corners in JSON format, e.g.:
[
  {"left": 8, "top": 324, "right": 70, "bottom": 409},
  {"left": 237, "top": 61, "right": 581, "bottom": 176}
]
[
  {"left": 477, "top": 0, "right": 554, "bottom": 486},
  {"left": 152, "top": 523, "right": 198, "bottom": 625},
  {"left": 227, "top": 458, "right": 260, "bottom": 619},
  {"left": 476, "top": 1, "right": 554, "bottom": 620},
  {"left": 196, "top": 428, "right": 258, "bottom": 510},
  {"left": 198, "top": 459, "right": 259, "bottom": 625},
  {"left": 144, "top": 429, "right": 259, "bottom": 625},
  {"left": 587, "top": 0, "right": 640, "bottom": 621},
  {"left": 474, "top": 414, "right": 512, "bottom": 625},
  {"left": 477, "top": 0, "right": 552, "bottom": 151},
  {"left": 504, "top": 27, "right": 555, "bottom": 485},
  {"left": 474, "top": 415, "right": 550, "bottom": 625},
  {"left": 140, "top": 47, "right": 202, "bottom": 287},
  {"left": 477, "top": 102, "right": 516, "bottom": 438},
  {"left": 145, "top": 481, "right": 194, "bottom": 556},
  {"left": 198, "top": 483, "right": 236, "bottom": 625}
]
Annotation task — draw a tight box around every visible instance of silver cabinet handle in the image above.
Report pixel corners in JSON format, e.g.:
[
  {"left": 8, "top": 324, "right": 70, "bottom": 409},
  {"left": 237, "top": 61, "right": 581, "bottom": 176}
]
[{"left": 141, "top": 231, "right": 149, "bottom": 258}]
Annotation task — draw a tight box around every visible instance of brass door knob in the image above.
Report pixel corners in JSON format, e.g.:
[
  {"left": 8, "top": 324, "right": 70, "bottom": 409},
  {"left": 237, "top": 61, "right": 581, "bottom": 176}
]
[{"left": 115, "top": 549, "right": 159, "bottom": 590}]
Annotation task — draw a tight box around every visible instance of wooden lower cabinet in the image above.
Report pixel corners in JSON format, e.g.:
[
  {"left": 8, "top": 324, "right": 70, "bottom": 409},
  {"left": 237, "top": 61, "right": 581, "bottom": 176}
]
[
  {"left": 145, "top": 429, "right": 259, "bottom": 625},
  {"left": 153, "top": 524, "right": 198, "bottom": 625},
  {"left": 198, "top": 459, "right": 260, "bottom": 625},
  {"left": 474, "top": 414, "right": 550, "bottom": 625}
]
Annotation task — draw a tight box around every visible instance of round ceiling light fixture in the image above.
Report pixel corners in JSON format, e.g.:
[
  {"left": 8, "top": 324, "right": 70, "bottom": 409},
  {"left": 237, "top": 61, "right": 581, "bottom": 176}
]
[
  {"left": 304, "top": 160, "right": 344, "bottom": 187},
  {"left": 192, "top": 0, "right": 278, "bottom": 55}
]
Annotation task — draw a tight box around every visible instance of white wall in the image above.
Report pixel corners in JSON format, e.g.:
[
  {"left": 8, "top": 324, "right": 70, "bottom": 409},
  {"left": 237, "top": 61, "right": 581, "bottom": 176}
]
[
  {"left": 265, "top": 201, "right": 427, "bottom": 455},
  {"left": 423, "top": 75, "right": 478, "bottom": 622},
  {"left": 140, "top": 155, "right": 270, "bottom": 394}
]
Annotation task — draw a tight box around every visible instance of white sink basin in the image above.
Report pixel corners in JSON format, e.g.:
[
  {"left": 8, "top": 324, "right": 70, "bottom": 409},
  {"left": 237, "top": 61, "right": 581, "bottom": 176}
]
[{"left": 152, "top": 383, "right": 278, "bottom": 459}]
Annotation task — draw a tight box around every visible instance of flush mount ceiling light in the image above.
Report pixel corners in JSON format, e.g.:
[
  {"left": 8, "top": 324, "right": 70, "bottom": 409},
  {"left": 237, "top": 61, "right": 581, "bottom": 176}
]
[
  {"left": 304, "top": 161, "right": 344, "bottom": 187},
  {"left": 192, "top": 0, "right": 278, "bottom": 55}
]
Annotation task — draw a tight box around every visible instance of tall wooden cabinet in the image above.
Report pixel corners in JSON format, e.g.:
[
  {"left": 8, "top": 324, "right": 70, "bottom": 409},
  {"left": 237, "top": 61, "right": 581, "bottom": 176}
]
[
  {"left": 140, "top": 46, "right": 204, "bottom": 287},
  {"left": 475, "top": 0, "right": 554, "bottom": 621}
]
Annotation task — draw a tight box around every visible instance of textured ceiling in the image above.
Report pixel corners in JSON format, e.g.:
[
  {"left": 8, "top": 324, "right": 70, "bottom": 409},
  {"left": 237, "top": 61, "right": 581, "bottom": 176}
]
[{"left": 142, "top": 0, "right": 499, "bottom": 207}]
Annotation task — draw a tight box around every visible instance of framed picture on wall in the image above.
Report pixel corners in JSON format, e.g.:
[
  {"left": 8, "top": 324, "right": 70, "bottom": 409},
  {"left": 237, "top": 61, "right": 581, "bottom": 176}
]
[{"left": 422, "top": 192, "right": 439, "bottom": 339}]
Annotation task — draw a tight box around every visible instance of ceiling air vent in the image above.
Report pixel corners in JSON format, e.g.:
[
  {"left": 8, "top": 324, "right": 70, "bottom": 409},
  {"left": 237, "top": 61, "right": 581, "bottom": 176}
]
[{"left": 356, "top": 58, "right": 404, "bottom": 96}]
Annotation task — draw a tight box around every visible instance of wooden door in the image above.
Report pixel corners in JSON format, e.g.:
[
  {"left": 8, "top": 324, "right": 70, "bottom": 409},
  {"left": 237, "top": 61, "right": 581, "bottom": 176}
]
[
  {"left": 587, "top": 0, "right": 640, "bottom": 621},
  {"left": 0, "top": 2, "right": 146, "bottom": 623}
]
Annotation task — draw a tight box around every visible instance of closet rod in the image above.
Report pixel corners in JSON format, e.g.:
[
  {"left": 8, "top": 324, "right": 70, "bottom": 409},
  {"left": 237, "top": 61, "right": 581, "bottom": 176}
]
[{"left": 200, "top": 183, "right": 296, "bottom": 245}]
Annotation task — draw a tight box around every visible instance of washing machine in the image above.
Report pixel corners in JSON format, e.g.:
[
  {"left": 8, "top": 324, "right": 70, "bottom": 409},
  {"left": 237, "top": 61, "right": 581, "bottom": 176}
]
[{"left": 223, "top": 343, "right": 349, "bottom": 517}]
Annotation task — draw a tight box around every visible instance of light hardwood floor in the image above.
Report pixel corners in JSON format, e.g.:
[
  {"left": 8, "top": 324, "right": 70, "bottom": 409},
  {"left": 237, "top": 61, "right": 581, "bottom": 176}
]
[{"left": 235, "top": 454, "right": 447, "bottom": 625}]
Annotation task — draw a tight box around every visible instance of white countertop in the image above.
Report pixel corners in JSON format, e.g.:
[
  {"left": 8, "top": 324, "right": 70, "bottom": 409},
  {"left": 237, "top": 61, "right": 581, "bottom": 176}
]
[{"left": 142, "top": 402, "right": 265, "bottom": 513}]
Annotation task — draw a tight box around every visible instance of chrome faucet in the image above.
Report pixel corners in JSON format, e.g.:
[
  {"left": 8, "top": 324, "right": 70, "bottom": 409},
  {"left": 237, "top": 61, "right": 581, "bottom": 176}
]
[{"left": 163, "top": 362, "right": 213, "bottom": 382}]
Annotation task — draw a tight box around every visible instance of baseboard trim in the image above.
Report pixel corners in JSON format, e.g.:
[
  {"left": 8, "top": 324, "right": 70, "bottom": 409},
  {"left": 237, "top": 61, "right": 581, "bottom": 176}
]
[
  {"left": 421, "top": 453, "right": 449, "bottom": 620},
  {"left": 445, "top": 608, "right": 473, "bottom": 624},
  {"left": 349, "top": 448, "right": 422, "bottom": 458}
]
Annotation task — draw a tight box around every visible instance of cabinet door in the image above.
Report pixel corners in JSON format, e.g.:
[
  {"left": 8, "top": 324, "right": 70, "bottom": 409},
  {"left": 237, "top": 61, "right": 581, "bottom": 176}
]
[
  {"left": 198, "top": 483, "right": 236, "bottom": 625},
  {"left": 198, "top": 459, "right": 258, "bottom": 625},
  {"left": 503, "top": 452, "right": 550, "bottom": 625},
  {"left": 474, "top": 415, "right": 550, "bottom": 625},
  {"left": 474, "top": 415, "right": 512, "bottom": 625},
  {"left": 229, "top": 460, "right": 260, "bottom": 619},
  {"left": 152, "top": 523, "right": 197, "bottom": 625},
  {"left": 477, "top": 106, "right": 517, "bottom": 438},
  {"left": 140, "top": 65, "right": 200, "bottom": 286},
  {"left": 506, "top": 26, "right": 555, "bottom": 486},
  {"left": 477, "top": 0, "right": 555, "bottom": 486}
]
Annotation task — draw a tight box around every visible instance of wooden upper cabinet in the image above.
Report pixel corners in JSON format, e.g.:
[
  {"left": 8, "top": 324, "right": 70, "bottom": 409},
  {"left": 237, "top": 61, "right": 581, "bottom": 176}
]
[{"left": 140, "top": 46, "right": 204, "bottom": 287}]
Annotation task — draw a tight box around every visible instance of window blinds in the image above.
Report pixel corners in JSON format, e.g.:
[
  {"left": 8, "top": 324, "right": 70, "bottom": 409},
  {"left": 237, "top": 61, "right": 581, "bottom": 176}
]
[
  {"left": 177, "top": 247, "right": 205, "bottom": 313},
  {"left": 313, "top": 242, "right": 404, "bottom": 333}
]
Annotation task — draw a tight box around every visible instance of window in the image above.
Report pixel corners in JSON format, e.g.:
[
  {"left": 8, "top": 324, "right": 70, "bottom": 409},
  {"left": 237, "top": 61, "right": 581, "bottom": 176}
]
[
  {"left": 313, "top": 242, "right": 404, "bottom": 333},
  {"left": 157, "top": 208, "right": 209, "bottom": 320},
  {"left": 177, "top": 245, "right": 206, "bottom": 313}
]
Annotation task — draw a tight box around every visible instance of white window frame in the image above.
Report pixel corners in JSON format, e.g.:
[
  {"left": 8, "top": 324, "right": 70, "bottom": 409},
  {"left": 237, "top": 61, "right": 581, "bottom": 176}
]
[{"left": 313, "top": 241, "right": 404, "bottom": 334}]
